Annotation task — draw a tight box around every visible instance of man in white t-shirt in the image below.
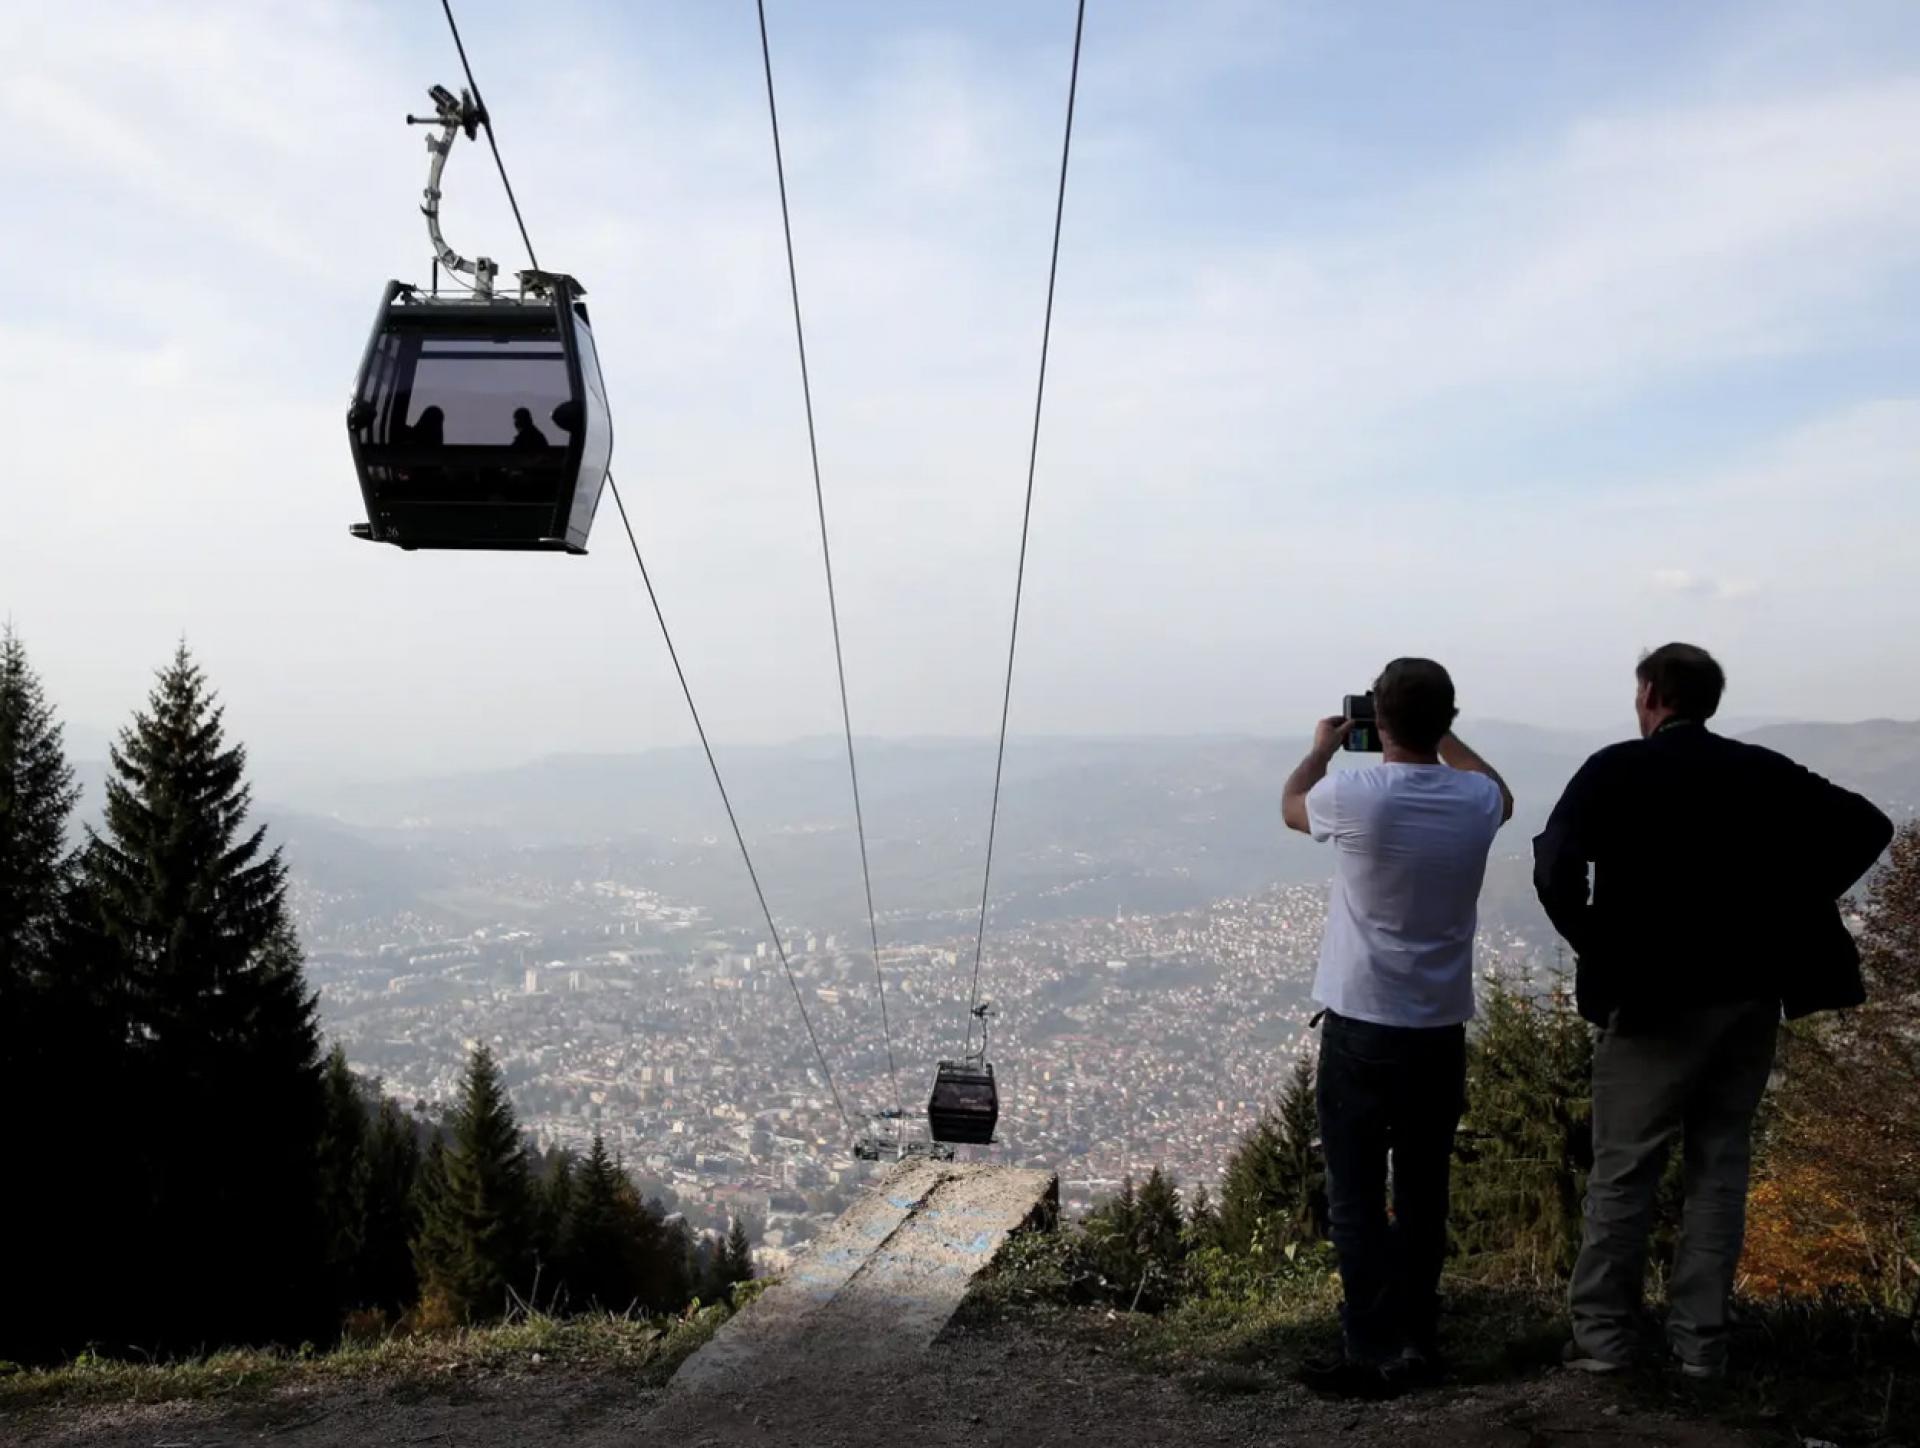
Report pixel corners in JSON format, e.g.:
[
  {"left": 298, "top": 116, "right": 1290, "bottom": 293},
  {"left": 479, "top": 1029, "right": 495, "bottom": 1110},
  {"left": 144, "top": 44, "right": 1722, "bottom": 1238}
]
[{"left": 1281, "top": 657, "right": 1512, "bottom": 1393}]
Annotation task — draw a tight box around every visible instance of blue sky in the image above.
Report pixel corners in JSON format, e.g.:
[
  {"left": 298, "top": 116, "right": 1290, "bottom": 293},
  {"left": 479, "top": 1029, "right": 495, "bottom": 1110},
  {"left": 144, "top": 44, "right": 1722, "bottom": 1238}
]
[{"left": 3, "top": 0, "right": 1918, "bottom": 784}]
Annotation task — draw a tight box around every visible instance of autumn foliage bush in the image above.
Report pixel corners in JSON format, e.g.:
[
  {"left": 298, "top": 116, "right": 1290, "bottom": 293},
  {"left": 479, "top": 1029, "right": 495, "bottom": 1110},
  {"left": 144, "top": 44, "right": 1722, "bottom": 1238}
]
[{"left": 1743, "top": 821, "right": 1920, "bottom": 1310}]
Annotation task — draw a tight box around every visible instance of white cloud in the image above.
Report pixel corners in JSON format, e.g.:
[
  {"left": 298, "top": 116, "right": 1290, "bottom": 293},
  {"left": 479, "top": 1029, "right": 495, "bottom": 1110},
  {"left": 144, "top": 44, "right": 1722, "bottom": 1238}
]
[{"left": 1650, "top": 570, "right": 1761, "bottom": 602}]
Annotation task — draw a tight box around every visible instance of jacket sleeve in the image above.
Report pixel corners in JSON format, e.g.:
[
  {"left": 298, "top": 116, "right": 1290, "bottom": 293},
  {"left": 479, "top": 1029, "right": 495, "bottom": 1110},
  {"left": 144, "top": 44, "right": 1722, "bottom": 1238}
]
[
  {"left": 1533, "top": 754, "right": 1604, "bottom": 957},
  {"left": 1789, "top": 764, "right": 1895, "bottom": 898}
]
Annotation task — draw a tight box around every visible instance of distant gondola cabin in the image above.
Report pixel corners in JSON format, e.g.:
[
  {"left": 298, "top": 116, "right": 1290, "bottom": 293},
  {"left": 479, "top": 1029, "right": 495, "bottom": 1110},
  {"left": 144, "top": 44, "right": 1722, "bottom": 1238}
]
[{"left": 927, "top": 1060, "right": 998, "bottom": 1145}]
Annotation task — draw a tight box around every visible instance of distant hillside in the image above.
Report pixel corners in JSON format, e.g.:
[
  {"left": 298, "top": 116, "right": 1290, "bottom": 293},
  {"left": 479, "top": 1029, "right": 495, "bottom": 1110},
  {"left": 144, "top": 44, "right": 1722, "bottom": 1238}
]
[
  {"left": 64, "top": 719, "right": 1917, "bottom": 940},
  {"left": 1738, "top": 719, "right": 1920, "bottom": 817}
]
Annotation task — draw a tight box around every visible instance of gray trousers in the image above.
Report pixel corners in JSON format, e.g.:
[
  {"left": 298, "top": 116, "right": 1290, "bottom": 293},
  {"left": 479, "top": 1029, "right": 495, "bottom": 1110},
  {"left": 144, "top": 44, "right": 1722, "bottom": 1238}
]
[{"left": 1569, "top": 999, "right": 1778, "bottom": 1368}]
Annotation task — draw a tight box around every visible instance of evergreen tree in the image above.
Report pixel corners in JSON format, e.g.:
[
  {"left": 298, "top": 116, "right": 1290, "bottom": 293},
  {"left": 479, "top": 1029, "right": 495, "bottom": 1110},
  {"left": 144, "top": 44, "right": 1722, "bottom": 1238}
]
[
  {"left": 413, "top": 1044, "right": 536, "bottom": 1322},
  {"left": 659, "top": 1212, "right": 697, "bottom": 1312},
  {"left": 560, "top": 1135, "right": 650, "bottom": 1311},
  {"left": 721, "top": 1216, "right": 756, "bottom": 1292},
  {"left": 1130, "top": 1167, "right": 1187, "bottom": 1310},
  {"left": 411, "top": 1133, "right": 452, "bottom": 1319},
  {"left": 0, "top": 625, "right": 77, "bottom": 987},
  {"left": 1184, "top": 1183, "right": 1221, "bottom": 1253},
  {"left": 0, "top": 626, "right": 86, "bottom": 1364},
  {"left": 314, "top": 1052, "right": 370, "bottom": 1305},
  {"left": 82, "top": 644, "right": 326, "bottom": 1350},
  {"left": 1218, "top": 1051, "right": 1324, "bottom": 1257},
  {"left": 1080, "top": 1176, "right": 1139, "bottom": 1303},
  {"left": 1135, "top": 1168, "right": 1185, "bottom": 1269},
  {"left": 534, "top": 1150, "right": 576, "bottom": 1304},
  {"left": 1452, "top": 976, "right": 1593, "bottom": 1281},
  {"left": 316, "top": 1046, "right": 372, "bottom": 1315},
  {"left": 360, "top": 1099, "right": 423, "bottom": 1317}
]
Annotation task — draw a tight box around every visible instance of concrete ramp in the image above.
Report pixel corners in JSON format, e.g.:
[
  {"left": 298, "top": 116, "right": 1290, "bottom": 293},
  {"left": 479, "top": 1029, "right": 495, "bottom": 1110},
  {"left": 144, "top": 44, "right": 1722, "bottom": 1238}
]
[{"left": 668, "top": 1159, "right": 1056, "bottom": 1399}]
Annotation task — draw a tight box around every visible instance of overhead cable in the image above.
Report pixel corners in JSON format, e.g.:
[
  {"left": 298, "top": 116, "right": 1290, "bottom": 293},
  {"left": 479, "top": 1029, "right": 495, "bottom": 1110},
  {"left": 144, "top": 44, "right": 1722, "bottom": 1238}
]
[
  {"left": 965, "top": 0, "right": 1088, "bottom": 1056},
  {"left": 435, "top": 0, "right": 854, "bottom": 1133},
  {"left": 754, "top": 0, "right": 903, "bottom": 1123}
]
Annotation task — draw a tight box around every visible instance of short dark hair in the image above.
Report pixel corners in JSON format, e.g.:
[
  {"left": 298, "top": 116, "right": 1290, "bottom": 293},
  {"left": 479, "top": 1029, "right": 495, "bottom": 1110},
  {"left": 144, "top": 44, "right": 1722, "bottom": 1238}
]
[
  {"left": 1373, "top": 657, "right": 1457, "bottom": 753},
  {"left": 1636, "top": 642, "right": 1725, "bottom": 721}
]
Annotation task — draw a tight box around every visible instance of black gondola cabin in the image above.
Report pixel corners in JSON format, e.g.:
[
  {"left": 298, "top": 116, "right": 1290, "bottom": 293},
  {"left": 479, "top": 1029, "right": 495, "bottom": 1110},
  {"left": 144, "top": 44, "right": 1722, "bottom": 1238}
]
[
  {"left": 927, "top": 1060, "right": 998, "bottom": 1145},
  {"left": 346, "top": 274, "right": 612, "bottom": 552}
]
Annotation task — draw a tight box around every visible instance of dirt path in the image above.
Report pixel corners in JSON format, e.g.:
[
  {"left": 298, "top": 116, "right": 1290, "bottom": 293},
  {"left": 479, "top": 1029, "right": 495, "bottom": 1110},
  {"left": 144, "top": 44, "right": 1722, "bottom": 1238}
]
[{"left": 6, "top": 1315, "right": 1767, "bottom": 1448}]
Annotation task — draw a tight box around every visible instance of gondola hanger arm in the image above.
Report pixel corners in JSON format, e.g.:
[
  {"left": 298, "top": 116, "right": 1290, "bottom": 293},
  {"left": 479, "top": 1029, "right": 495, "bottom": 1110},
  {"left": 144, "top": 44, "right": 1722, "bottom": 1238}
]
[{"left": 407, "top": 84, "right": 498, "bottom": 298}]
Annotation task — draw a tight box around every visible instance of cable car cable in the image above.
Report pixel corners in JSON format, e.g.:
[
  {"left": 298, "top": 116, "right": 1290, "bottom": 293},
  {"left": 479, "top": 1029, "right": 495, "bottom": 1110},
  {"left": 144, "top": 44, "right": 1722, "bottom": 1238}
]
[
  {"left": 962, "top": 0, "right": 1087, "bottom": 1058},
  {"left": 605, "top": 480, "right": 853, "bottom": 1134},
  {"left": 432, "top": 0, "right": 854, "bottom": 1134},
  {"left": 754, "top": 0, "right": 904, "bottom": 1126},
  {"left": 436, "top": 0, "right": 540, "bottom": 272}
]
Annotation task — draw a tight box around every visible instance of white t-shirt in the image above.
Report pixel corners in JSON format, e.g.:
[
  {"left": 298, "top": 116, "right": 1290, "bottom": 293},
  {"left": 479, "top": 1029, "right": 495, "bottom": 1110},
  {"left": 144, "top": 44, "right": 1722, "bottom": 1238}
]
[{"left": 1305, "top": 763, "right": 1506, "bottom": 1028}]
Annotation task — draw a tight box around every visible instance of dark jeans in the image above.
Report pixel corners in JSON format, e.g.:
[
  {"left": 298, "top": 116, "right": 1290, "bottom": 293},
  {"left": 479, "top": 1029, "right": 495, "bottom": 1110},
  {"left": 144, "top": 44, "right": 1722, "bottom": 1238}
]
[{"left": 1316, "top": 1009, "right": 1467, "bottom": 1363}]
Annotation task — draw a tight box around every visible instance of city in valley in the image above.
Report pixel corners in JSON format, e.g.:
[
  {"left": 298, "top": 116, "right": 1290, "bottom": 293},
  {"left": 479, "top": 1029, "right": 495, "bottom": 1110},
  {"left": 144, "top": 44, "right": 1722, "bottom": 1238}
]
[{"left": 305, "top": 854, "right": 1548, "bottom": 1273}]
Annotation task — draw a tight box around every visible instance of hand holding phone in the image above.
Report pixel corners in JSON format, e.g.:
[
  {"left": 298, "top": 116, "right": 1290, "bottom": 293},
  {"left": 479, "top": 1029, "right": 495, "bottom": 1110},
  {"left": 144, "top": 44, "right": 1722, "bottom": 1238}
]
[{"left": 1342, "top": 692, "right": 1381, "bottom": 753}]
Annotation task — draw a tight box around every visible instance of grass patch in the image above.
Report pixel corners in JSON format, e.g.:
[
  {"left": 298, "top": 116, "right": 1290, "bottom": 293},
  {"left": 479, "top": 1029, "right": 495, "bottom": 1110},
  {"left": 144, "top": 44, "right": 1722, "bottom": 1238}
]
[
  {"left": 0, "top": 1305, "right": 729, "bottom": 1415},
  {"left": 967, "top": 1221, "right": 1917, "bottom": 1437}
]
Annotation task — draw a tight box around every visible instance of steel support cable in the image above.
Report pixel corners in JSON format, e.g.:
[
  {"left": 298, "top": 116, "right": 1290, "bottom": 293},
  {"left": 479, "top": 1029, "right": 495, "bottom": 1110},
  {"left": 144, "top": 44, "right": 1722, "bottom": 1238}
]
[
  {"left": 754, "top": 0, "right": 903, "bottom": 1125},
  {"left": 605, "top": 485, "right": 852, "bottom": 1132},
  {"left": 964, "top": 0, "right": 1087, "bottom": 1057},
  {"left": 434, "top": 0, "right": 853, "bottom": 1133},
  {"left": 438, "top": 0, "right": 541, "bottom": 272}
]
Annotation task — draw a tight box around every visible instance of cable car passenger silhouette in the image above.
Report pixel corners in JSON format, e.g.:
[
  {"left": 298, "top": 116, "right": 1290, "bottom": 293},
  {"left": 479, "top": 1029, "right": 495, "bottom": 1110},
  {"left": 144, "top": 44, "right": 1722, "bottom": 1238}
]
[
  {"left": 511, "top": 406, "right": 550, "bottom": 450},
  {"left": 409, "top": 405, "right": 445, "bottom": 449}
]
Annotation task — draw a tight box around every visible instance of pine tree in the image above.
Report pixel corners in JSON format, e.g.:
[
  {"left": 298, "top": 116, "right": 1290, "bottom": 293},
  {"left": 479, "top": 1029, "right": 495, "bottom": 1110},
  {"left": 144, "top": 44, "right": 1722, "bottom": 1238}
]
[
  {"left": 662, "top": 1215, "right": 698, "bottom": 1311},
  {"left": 316, "top": 1046, "right": 372, "bottom": 1315},
  {"left": 1184, "top": 1183, "right": 1221, "bottom": 1253},
  {"left": 0, "top": 625, "right": 78, "bottom": 988},
  {"left": 1273, "top": 1052, "right": 1326, "bottom": 1237},
  {"left": 1080, "top": 1176, "right": 1140, "bottom": 1304},
  {"left": 413, "top": 1044, "right": 535, "bottom": 1322},
  {"left": 1135, "top": 1168, "right": 1184, "bottom": 1266},
  {"left": 411, "top": 1135, "right": 452, "bottom": 1319},
  {"left": 561, "top": 1135, "right": 643, "bottom": 1310},
  {"left": 360, "top": 1099, "right": 423, "bottom": 1317},
  {"left": 1452, "top": 976, "right": 1593, "bottom": 1281},
  {"left": 0, "top": 627, "right": 85, "bottom": 1364},
  {"left": 1218, "top": 1051, "right": 1324, "bottom": 1257},
  {"left": 1129, "top": 1167, "right": 1187, "bottom": 1310},
  {"left": 534, "top": 1151, "right": 576, "bottom": 1305},
  {"left": 81, "top": 644, "right": 327, "bottom": 1350},
  {"left": 721, "top": 1216, "right": 755, "bottom": 1293}
]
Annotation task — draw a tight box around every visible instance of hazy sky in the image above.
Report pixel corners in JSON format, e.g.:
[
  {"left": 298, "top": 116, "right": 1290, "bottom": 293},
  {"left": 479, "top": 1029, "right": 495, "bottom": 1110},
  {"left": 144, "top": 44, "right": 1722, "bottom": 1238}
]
[{"left": 6, "top": 0, "right": 1919, "bottom": 783}]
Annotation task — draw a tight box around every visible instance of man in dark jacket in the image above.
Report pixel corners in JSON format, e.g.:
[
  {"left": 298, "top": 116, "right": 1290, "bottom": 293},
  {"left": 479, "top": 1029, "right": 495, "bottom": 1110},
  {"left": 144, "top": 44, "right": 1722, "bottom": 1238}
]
[{"left": 1533, "top": 643, "right": 1891, "bottom": 1378}]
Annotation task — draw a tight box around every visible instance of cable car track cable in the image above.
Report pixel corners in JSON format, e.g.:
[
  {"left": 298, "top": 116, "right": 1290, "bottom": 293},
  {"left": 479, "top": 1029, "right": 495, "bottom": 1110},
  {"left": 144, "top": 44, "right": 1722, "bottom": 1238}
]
[
  {"left": 437, "top": 0, "right": 540, "bottom": 272},
  {"left": 963, "top": 0, "right": 1087, "bottom": 1058},
  {"left": 605, "top": 482, "right": 852, "bottom": 1134},
  {"left": 432, "top": 0, "right": 853, "bottom": 1134},
  {"left": 754, "top": 0, "right": 903, "bottom": 1126}
]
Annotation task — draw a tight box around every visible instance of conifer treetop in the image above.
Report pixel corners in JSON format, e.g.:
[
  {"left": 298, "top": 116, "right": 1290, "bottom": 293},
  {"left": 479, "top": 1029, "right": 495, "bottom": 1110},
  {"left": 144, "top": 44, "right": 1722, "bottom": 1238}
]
[
  {"left": 88, "top": 640, "right": 287, "bottom": 977},
  {"left": 0, "top": 624, "right": 80, "bottom": 978}
]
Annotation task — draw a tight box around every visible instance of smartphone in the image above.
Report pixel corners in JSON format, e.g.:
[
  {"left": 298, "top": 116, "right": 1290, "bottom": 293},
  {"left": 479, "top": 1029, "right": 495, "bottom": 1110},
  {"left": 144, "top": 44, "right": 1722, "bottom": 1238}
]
[{"left": 1342, "top": 692, "right": 1381, "bottom": 753}]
